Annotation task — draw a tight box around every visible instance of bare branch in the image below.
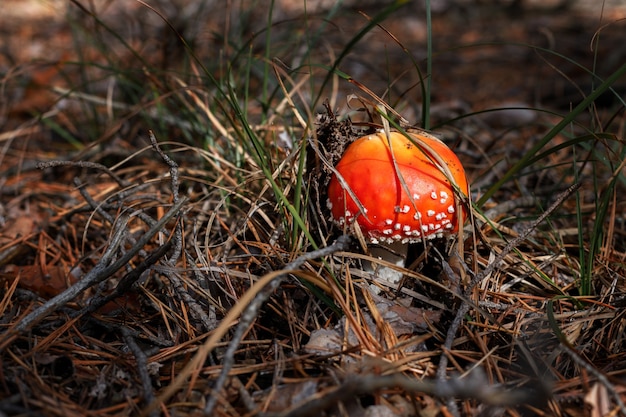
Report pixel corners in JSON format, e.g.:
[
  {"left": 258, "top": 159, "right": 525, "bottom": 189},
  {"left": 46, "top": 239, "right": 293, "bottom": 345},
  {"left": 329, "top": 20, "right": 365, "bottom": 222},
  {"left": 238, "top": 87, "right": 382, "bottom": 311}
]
[
  {"left": 4, "top": 197, "right": 187, "bottom": 335},
  {"left": 436, "top": 182, "right": 582, "bottom": 415},
  {"left": 202, "top": 235, "right": 352, "bottom": 414},
  {"left": 37, "top": 160, "right": 130, "bottom": 188},
  {"left": 262, "top": 371, "right": 547, "bottom": 417}
]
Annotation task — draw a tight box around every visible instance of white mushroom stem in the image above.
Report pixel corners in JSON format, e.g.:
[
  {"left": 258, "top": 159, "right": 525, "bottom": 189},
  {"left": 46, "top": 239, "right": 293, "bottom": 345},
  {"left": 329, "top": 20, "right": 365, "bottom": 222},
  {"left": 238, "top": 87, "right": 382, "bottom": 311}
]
[{"left": 365, "top": 241, "right": 409, "bottom": 294}]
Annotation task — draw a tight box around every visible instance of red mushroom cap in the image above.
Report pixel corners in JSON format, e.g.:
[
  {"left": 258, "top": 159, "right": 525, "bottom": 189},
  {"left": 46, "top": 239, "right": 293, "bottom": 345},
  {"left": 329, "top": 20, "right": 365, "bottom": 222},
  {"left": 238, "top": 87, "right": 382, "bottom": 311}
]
[{"left": 327, "top": 131, "right": 469, "bottom": 244}]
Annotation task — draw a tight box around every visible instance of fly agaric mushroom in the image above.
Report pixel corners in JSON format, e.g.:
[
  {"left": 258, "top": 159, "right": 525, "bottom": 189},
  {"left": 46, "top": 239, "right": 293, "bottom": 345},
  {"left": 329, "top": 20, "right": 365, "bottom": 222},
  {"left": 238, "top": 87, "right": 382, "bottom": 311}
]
[{"left": 327, "top": 130, "right": 469, "bottom": 287}]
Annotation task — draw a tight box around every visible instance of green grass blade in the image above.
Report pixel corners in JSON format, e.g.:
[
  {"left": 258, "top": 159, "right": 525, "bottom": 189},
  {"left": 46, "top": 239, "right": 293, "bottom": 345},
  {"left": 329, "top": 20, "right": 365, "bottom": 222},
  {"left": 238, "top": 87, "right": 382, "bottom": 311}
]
[
  {"left": 312, "top": 0, "right": 409, "bottom": 109},
  {"left": 476, "top": 61, "right": 626, "bottom": 207}
]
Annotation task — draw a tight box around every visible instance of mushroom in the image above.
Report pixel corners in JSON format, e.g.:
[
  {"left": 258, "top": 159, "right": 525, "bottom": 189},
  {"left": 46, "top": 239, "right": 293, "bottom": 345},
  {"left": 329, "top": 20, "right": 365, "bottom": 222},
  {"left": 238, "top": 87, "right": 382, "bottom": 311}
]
[{"left": 326, "top": 130, "right": 469, "bottom": 288}]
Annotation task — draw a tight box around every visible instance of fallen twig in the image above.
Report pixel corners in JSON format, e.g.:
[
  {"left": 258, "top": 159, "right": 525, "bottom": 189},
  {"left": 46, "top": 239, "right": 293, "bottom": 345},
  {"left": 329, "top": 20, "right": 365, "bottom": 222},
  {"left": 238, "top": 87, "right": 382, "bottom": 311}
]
[
  {"left": 204, "top": 235, "right": 352, "bottom": 413},
  {"left": 37, "top": 160, "right": 130, "bottom": 188},
  {"left": 264, "top": 371, "right": 542, "bottom": 417},
  {"left": 2, "top": 196, "right": 187, "bottom": 337},
  {"left": 148, "top": 132, "right": 215, "bottom": 330},
  {"left": 122, "top": 327, "right": 160, "bottom": 417},
  {"left": 436, "top": 182, "right": 581, "bottom": 415},
  {"left": 73, "top": 238, "right": 173, "bottom": 317},
  {"left": 141, "top": 235, "right": 351, "bottom": 416}
]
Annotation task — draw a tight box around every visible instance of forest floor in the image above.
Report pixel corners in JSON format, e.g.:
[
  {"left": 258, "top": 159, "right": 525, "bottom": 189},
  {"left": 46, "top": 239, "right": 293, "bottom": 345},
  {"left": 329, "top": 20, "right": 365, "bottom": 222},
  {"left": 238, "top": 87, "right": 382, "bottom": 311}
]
[{"left": 1, "top": 1, "right": 625, "bottom": 416}]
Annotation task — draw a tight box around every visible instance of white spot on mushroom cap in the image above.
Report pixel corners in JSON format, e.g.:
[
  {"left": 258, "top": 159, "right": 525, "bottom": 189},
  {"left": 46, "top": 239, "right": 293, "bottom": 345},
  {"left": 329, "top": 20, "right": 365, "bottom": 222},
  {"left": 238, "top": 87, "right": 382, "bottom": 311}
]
[
  {"left": 328, "top": 191, "right": 460, "bottom": 244},
  {"left": 365, "top": 219, "right": 456, "bottom": 243}
]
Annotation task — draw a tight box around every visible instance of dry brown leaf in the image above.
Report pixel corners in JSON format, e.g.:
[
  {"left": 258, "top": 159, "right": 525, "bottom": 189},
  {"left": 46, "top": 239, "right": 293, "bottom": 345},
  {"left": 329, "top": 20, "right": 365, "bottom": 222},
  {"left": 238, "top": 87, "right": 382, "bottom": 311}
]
[
  {"left": 1, "top": 264, "right": 78, "bottom": 299},
  {"left": 584, "top": 382, "right": 610, "bottom": 417}
]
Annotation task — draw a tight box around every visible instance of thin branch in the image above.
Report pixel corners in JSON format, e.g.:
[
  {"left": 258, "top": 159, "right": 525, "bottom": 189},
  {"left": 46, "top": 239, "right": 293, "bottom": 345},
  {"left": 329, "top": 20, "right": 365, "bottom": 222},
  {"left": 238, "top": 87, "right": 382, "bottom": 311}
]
[
  {"left": 122, "top": 327, "right": 160, "bottom": 417},
  {"left": 37, "top": 160, "right": 130, "bottom": 188},
  {"left": 148, "top": 131, "right": 215, "bottom": 330},
  {"left": 149, "top": 130, "right": 180, "bottom": 204},
  {"left": 262, "top": 371, "right": 544, "bottom": 417},
  {"left": 203, "top": 235, "right": 352, "bottom": 414},
  {"left": 74, "top": 176, "right": 117, "bottom": 225},
  {"left": 144, "top": 241, "right": 347, "bottom": 416},
  {"left": 74, "top": 238, "right": 173, "bottom": 317},
  {"left": 4, "top": 197, "right": 187, "bottom": 335},
  {"left": 436, "top": 183, "right": 582, "bottom": 414},
  {"left": 476, "top": 183, "right": 580, "bottom": 283}
]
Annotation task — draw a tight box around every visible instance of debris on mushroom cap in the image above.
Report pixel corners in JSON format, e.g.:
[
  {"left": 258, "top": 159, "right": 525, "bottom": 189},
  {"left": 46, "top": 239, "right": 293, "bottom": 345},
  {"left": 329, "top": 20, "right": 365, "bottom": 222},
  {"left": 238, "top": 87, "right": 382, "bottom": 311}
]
[{"left": 327, "top": 131, "right": 469, "bottom": 244}]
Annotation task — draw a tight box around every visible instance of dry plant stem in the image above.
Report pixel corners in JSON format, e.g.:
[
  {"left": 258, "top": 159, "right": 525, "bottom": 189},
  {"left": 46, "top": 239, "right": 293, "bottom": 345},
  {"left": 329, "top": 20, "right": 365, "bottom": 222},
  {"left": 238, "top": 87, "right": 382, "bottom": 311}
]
[
  {"left": 145, "top": 237, "right": 349, "bottom": 416},
  {"left": 149, "top": 132, "right": 181, "bottom": 260},
  {"left": 149, "top": 130, "right": 180, "bottom": 204},
  {"left": 148, "top": 132, "right": 215, "bottom": 330},
  {"left": 165, "top": 268, "right": 216, "bottom": 331},
  {"left": 203, "top": 235, "right": 352, "bottom": 414},
  {"left": 74, "top": 238, "right": 173, "bottom": 317},
  {"left": 5, "top": 197, "right": 188, "bottom": 335},
  {"left": 121, "top": 327, "right": 160, "bottom": 417},
  {"left": 74, "top": 176, "right": 116, "bottom": 225},
  {"left": 263, "top": 372, "right": 537, "bottom": 417},
  {"left": 37, "top": 160, "right": 130, "bottom": 188},
  {"left": 436, "top": 183, "right": 581, "bottom": 412}
]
